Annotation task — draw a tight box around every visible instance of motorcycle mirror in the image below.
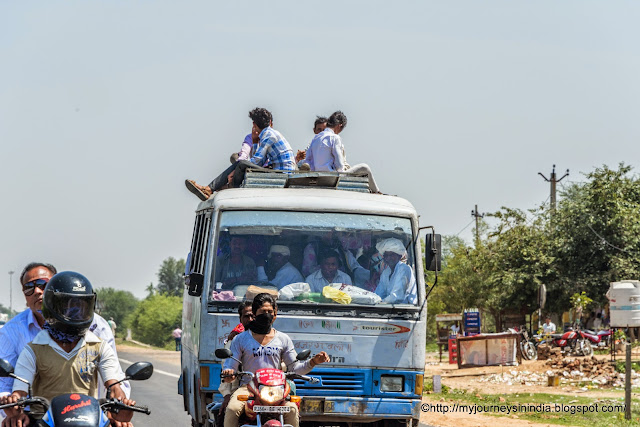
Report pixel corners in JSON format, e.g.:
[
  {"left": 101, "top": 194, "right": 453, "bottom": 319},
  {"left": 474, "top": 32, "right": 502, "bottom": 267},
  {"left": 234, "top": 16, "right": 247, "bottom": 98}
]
[
  {"left": 296, "top": 350, "right": 311, "bottom": 361},
  {"left": 125, "top": 362, "right": 154, "bottom": 381},
  {"left": 0, "top": 359, "right": 14, "bottom": 377},
  {"left": 215, "top": 349, "right": 232, "bottom": 359}
]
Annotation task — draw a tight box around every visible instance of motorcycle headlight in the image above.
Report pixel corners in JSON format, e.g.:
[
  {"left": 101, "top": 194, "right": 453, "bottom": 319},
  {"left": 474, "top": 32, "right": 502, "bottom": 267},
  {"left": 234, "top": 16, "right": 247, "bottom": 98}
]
[{"left": 259, "top": 385, "right": 285, "bottom": 405}]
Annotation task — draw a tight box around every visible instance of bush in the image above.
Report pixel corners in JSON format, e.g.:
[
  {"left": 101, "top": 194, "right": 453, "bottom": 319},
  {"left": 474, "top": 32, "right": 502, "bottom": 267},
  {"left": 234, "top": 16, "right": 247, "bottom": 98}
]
[{"left": 130, "top": 294, "right": 182, "bottom": 347}]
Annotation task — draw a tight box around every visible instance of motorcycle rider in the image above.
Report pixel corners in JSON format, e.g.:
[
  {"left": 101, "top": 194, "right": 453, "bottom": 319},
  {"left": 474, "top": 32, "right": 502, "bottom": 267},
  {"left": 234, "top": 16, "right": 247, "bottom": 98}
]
[
  {"left": 0, "top": 272, "right": 136, "bottom": 427},
  {"left": 221, "top": 293, "right": 330, "bottom": 427},
  {"left": 217, "top": 302, "right": 254, "bottom": 427}
]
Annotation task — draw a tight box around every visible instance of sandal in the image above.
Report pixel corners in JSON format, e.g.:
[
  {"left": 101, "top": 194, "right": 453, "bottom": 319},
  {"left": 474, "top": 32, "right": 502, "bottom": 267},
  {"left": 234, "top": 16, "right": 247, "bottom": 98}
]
[{"left": 185, "top": 180, "right": 210, "bottom": 201}]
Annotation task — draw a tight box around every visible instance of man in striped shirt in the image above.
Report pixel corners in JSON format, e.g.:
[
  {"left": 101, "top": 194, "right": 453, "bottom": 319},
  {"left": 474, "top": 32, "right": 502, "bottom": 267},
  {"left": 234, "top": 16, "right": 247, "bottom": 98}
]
[{"left": 186, "top": 108, "right": 295, "bottom": 201}]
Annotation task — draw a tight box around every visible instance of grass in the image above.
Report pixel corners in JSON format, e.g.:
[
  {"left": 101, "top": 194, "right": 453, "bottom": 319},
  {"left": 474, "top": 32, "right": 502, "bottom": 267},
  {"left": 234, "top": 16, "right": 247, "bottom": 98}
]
[
  {"left": 425, "top": 341, "right": 439, "bottom": 353},
  {"left": 424, "top": 389, "right": 640, "bottom": 426}
]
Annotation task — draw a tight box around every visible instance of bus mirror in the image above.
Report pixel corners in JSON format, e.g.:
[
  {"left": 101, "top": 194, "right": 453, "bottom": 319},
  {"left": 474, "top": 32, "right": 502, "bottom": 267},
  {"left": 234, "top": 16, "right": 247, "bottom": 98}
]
[
  {"left": 424, "top": 234, "right": 442, "bottom": 271},
  {"left": 186, "top": 273, "right": 204, "bottom": 296}
]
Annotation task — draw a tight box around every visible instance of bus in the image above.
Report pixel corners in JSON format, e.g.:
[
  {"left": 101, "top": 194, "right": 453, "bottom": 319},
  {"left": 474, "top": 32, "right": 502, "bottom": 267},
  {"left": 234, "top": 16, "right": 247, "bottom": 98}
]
[{"left": 179, "top": 171, "right": 440, "bottom": 427}]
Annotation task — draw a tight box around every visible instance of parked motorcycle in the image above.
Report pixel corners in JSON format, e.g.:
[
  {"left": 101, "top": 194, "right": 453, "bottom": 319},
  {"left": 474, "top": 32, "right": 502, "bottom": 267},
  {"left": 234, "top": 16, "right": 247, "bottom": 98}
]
[
  {"left": 0, "top": 358, "right": 153, "bottom": 426},
  {"left": 210, "top": 348, "right": 319, "bottom": 427},
  {"left": 582, "top": 328, "right": 612, "bottom": 348},
  {"left": 552, "top": 328, "right": 593, "bottom": 356},
  {"left": 508, "top": 326, "right": 538, "bottom": 361}
]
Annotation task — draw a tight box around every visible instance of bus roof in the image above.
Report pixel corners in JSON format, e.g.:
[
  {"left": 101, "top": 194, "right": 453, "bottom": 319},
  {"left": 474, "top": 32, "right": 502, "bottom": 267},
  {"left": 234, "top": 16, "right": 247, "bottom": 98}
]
[{"left": 196, "top": 188, "right": 418, "bottom": 218}]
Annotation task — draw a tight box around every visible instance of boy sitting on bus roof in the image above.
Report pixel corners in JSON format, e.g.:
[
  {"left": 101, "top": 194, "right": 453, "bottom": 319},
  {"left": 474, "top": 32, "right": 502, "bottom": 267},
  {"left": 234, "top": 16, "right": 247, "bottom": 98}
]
[{"left": 186, "top": 108, "right": 296, "bottom": 201}]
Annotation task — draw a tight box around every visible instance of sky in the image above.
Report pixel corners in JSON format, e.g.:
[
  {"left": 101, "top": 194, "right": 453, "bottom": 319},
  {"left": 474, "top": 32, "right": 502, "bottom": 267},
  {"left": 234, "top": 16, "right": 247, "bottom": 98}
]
[{"left": 1, "top": 1, "right": 639, "bottom": 311}]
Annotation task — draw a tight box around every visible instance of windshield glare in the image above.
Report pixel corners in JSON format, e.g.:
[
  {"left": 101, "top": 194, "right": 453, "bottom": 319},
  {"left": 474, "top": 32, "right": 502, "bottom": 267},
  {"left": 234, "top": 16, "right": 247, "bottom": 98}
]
[{"left": 208, "top": 211, "right": 419, "bottom": 307}]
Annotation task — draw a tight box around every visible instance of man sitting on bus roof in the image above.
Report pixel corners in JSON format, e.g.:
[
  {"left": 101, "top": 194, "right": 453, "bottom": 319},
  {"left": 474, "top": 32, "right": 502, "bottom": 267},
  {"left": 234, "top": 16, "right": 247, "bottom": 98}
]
[
  {"left": 305, "top": 250, "right": 352, "bottom": 293},
  {"left": 374, "top": 238, "right": 417, "bottom": 304},
  {"left": 257, "top": 245, "right": 303, "bottom": 289},
  {"left": 305, "top": 110, "right": 381, "bottom": 193},
  {"left": 186, "top": 107, "right": 296, "bottom": 201}
]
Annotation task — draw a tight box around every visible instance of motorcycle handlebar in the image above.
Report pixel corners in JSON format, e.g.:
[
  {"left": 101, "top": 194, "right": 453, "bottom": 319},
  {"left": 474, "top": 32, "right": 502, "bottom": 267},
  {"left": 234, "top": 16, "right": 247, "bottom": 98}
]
[
  {"left": 220, "top": 371, "right": 254, "bottom": 379},
  {"left": 0, "top": 397, "right": 50, "bottom": 411},
  {"left": 101, "top": 399, "right": 151, "bottom": 415},
  {"left": 286, "top": 373, "right": 319, "bottom": 384}
]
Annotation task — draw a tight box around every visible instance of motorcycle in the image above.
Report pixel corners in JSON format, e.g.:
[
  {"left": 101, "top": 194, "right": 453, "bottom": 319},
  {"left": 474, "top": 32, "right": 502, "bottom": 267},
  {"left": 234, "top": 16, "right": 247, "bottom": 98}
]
[
  {"left": 0, "top": 358, "right": 153, "bottom": 426},
  {"left": 507, "top": 326, "right": 538, "bottom": 361},
  {"left": 210, "top": 348, "right": 319, "bottom": 427},
  {"left": 552, "top": 328, "right": 593, "bottom": 356},
  {"left": 581, "top": 328, "right": 612, "bottom": 348}
]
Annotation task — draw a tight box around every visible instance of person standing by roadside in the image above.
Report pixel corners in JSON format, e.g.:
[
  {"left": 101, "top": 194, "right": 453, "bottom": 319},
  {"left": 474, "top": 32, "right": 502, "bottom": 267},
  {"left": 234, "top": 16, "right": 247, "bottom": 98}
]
[
  {"left": 542, "top": 316, "right": 557, "bottom": 334},
  {"left": 108, "top": 317, "right": 117, "bottom": 337},
  {"left": 305, "top": 111, "right": 381, "bottom": 193},
  {"left": 0, "top": 262, "right": 130, "bottom": 400},
  {"left": 172, "top": 326, "right": 183, "bottom": 351}
]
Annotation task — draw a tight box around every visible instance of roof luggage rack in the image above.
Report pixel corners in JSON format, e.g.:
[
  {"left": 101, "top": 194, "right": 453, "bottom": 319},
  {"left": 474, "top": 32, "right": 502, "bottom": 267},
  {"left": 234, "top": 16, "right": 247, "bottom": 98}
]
[{"left": 243, "top": 170, "right": 370, "bottom": 193}]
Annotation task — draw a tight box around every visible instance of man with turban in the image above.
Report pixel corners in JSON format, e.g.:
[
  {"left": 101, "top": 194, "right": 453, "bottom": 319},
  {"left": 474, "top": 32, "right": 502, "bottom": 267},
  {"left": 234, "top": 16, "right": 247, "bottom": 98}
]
[
  {"left": 257, "top": 245, "right": 303, "bottom": 289},
  {"left": 374, "top": 238, "right": 417, "bottom": 304}
]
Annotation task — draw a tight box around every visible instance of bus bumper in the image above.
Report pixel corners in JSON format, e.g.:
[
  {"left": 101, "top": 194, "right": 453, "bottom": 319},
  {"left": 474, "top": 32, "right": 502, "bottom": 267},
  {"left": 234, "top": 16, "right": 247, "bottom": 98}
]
[{"left": 300, "top": 397, "right": 420, "bottom": 422}]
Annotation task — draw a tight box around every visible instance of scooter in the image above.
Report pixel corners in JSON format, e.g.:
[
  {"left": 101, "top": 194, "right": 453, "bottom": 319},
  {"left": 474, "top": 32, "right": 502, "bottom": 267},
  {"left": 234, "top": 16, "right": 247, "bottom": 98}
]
[
  {"left": 582, "top": 328, "right": 612, "bottom": 348},
  {"left": 0, "top": 358, "right": 152, "bottom": 426},
  {"left": 211, "top": 348, "right": 319, "bottom": 427}
]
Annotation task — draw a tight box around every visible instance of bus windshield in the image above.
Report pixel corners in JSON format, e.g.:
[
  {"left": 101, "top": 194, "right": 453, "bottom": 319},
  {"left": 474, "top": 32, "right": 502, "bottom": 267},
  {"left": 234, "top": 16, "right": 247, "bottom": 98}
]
[{"left": 208, "top": 210, "right": 418, "bottom": 307}]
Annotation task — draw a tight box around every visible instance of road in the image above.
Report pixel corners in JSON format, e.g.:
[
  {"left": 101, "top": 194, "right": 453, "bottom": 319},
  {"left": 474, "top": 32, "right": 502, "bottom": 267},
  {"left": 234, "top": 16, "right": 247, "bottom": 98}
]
[{"left": 118, "top": 348, "right": 192, "bottom": 427}]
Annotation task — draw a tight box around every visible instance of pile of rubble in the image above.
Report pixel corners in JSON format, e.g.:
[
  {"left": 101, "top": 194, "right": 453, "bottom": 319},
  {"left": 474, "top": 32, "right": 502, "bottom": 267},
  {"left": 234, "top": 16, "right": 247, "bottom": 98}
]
[
  {"left": 545, "top": 354, "right": 640, "bottom": 387},
  {"left": 477, "top": 370, "right": 548, "bottom": 386},
  {"left": 536, "top": 343, "right": 561, "bottom": 360}
]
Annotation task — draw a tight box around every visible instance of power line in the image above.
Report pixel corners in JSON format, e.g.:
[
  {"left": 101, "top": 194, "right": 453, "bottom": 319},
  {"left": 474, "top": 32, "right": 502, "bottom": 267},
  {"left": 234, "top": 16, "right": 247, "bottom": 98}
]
[{"left": 538, "top": 164, "right": 569, "bottom": 212}]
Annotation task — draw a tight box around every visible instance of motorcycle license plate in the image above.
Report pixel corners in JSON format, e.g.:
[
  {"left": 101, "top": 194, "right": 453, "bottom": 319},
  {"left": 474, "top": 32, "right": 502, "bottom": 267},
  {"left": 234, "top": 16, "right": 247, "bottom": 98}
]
[{"left": 253, "top": 406, "right": 291, "bottom": 413}]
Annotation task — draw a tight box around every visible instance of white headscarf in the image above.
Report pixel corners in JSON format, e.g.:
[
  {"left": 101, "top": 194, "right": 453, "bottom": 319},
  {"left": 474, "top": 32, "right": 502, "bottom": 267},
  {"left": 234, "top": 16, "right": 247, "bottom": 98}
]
[
  {"left": 269, "top": 245, "right": 290, "bottom": 257},
  {"left": 376, "top": 238, "right": 406, "bottom": 257}
]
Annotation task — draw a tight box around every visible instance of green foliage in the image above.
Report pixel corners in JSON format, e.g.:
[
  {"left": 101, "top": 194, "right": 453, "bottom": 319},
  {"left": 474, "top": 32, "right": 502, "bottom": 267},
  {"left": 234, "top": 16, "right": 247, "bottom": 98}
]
[
  {"left": 427, "top": 163, "right": 640, "bottom": 331},
  {"left": 156, "top": 257, "right": 186, "bottom": 297},
  {"left": 129, "top": 293, "right": 183, "bottom": 347},
  {"left": 615, "top": 361, "right": 640, "bottom": 373},
  {"left": 95, "top": 288, "right": 139, "bottom": 336}
]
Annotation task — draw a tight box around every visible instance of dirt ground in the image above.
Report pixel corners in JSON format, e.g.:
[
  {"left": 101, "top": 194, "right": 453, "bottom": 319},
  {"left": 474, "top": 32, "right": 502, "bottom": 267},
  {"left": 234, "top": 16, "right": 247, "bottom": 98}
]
[{"left": 420, "top": 352, "right": 637, "bottom": 427}]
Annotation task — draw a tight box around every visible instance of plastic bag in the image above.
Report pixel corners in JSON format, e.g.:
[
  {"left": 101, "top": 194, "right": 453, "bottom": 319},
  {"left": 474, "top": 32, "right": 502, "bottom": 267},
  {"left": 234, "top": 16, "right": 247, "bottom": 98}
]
[
  {"left": 279, "top": 282, "right": 311, "bottom": 301},
  {"left": 322, "top": 286, "right": 352, "bottom": 304},
  {"left": 327, "top": 283, "right": 381, "bottom": 305}
]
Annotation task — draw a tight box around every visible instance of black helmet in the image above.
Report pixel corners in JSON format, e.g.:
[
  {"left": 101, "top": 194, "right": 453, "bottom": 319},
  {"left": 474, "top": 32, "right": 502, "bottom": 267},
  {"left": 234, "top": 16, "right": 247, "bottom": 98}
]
[{"left": 42, "top": 271, "right": 96, "bottom": 336}]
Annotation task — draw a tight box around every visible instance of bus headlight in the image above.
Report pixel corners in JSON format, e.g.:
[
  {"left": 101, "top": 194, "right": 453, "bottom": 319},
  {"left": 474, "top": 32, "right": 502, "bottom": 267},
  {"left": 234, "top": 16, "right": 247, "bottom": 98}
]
[
  {"left": 380, "top": 375, "right": 404, "bottom": 392},
  {"left": 259, "top": 385, "right": 285, "bottom": 404}
]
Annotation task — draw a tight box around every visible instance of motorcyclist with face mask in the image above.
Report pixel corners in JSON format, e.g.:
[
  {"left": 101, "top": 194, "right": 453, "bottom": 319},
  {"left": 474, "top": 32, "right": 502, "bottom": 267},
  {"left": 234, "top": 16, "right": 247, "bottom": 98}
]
[
  {"left": 221, "top": 293, "right": 329, "bottom": 427},
  {"left": 0, "top": 272, "right": 136, "bottom": 427}
]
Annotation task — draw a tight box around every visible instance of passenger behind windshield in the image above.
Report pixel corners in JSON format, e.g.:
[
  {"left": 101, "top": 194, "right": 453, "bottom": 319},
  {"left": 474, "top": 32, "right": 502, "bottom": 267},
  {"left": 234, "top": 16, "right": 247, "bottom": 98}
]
[
  {"left": 305, "top": 250, "right": 352, "bottom": 293},
  {"left": 215, "top": 236, "right": 257, "bottom": 288},
  {"left": 301, "top": 230, "right": 369, "bottom": 288},
  {"left": 374, "top": 238, "right": 417, "bottom": 304},
  {"left": 257, "top": 245, "right": 303, "bottom": 289}
]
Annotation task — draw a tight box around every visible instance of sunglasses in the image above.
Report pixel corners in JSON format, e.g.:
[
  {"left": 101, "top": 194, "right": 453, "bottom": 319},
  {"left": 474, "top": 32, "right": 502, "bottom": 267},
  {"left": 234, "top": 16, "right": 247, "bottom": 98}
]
[{"left": 22, "top": 278, "right": 49, "bottom": 296}]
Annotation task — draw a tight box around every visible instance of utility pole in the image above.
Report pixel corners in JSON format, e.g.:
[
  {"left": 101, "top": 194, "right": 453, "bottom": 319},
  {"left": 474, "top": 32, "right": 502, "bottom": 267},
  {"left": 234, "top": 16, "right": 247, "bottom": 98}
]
[
  {"left": 471, "top": 204, "right": 484, "bottom": 244},
  {"left": 538, "top": 165, "right": 569, "bottom": 212},
  {"left": 8, "top": 270, "right": 14, "bottom": 319}
]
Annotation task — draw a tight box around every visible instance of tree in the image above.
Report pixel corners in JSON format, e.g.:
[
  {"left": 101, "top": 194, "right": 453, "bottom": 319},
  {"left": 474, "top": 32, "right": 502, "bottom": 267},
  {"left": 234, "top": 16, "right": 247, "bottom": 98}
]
[
  {"left": 95, "top": 288, "right": 139, "bottom": 335},
  {"left": 550, "top": 163, "right": 640, "bottom": 310},
  {"left": 156, "top": 257, "right": 186, "bottom": 297},
  {"left": 129, "top": 294, "right": 183, "bottom": 347}
]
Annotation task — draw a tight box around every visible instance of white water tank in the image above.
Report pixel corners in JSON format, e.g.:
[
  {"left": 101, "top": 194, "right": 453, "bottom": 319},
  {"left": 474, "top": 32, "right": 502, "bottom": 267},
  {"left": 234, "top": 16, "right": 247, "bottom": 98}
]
[{"left": 607, "top": 280, "right": 640, "bottom": 327}]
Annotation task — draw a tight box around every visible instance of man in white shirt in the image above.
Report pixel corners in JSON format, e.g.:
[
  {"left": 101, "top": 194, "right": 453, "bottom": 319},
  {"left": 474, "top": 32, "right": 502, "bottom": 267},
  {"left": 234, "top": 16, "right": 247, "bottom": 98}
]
[
  {"left": 542, "top": 316, "right": 557, "bottom": 334},
  {"left": 257, "top": 245, "right": 303, "bottom": 289},
  {"left": 305, "top": 252, "right": 353, "bottom": 293},
  {"left": 305, "top": 111, "right": 381, "bottom": 193},
  {"left": 0, "top": 262, "right": 130, "bottom": 400}
]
